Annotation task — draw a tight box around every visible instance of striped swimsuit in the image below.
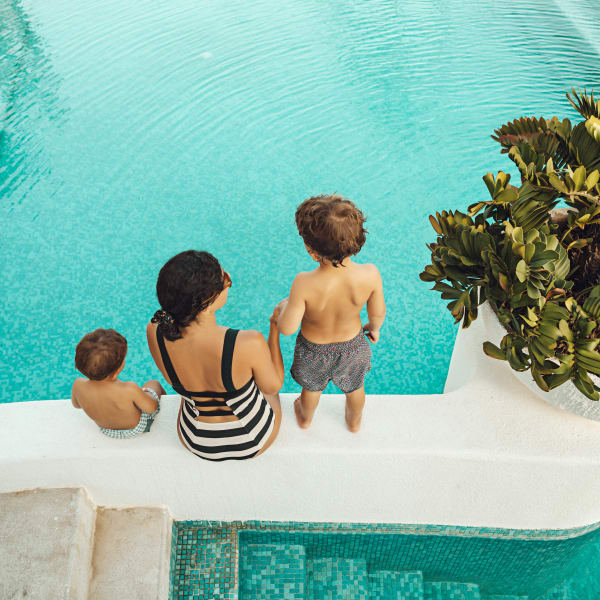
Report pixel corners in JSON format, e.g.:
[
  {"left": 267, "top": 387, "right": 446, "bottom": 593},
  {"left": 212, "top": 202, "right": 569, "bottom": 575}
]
[{"left": 156, "top": 326, "right": 275, "bottom": 461}]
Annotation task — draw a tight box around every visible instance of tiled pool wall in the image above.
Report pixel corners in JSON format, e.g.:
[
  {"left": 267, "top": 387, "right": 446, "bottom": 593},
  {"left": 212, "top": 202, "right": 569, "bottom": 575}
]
[{"left": 169, "top": 520, "right": 600, "bottom": 599}]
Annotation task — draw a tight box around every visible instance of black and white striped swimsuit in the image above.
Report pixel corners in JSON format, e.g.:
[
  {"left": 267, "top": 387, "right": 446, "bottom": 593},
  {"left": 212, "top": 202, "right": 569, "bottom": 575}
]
[{"left": 156, "top": 326, "right": 275, "bottom": 461}]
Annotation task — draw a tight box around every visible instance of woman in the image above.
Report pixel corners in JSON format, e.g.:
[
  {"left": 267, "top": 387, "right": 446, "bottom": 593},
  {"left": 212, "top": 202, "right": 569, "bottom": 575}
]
[{"left": 147, "top": 250, "right": 284, "bottom": 461}]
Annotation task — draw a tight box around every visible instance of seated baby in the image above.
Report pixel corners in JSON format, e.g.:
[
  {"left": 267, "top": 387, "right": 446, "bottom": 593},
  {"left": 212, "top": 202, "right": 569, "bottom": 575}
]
[{"left": 71, "top": 328, "right": 165, "bottom": 438}]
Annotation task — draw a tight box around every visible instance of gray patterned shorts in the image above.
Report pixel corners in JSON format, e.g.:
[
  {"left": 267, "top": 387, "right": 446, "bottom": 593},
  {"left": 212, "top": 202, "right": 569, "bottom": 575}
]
[{"left": 290, "top": 330, "right": 372, "bottom": 393}]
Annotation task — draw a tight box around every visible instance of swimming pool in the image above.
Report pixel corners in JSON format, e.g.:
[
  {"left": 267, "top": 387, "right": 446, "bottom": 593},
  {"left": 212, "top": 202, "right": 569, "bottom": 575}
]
[
  {"left": 1, "top": 0, "right": 599, "bottom": 402},
  {"left": 170, "top": 520, "right": 600, "bottom": 599}
]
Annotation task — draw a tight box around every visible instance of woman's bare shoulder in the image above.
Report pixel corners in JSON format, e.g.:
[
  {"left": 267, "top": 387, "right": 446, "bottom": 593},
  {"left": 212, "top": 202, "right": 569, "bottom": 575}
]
[
  {"left": 232, "top": 329, "right": 268, "bottom": 372},
  {"left": 236, "top": 329, "right": 266, "bottom": 347},
  {"left": 146, "top": 321, "right": 159, "bottom": 346}
]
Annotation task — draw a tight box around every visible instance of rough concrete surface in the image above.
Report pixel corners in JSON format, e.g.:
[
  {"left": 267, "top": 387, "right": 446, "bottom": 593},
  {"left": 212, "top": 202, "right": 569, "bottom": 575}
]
[
  {"left": 88, "top": 506, "right": 171, "bottom": 600},
  {"left": 0, "top": 487, "right": 95, "bottom": 600}
]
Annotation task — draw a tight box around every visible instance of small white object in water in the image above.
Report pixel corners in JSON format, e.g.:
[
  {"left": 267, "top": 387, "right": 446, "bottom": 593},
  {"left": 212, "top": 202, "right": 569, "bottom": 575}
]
[{"left": 200, "top": 51, "right": 213, "bottom": 59}]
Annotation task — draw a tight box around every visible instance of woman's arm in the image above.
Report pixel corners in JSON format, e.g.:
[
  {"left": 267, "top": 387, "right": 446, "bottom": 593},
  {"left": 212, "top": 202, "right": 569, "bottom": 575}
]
[
  {"left": 244, "top": 306, "right": 285, "bottom": 395},
  {"left": 267, "top": 309, "right": 285, "bottom": 385}
]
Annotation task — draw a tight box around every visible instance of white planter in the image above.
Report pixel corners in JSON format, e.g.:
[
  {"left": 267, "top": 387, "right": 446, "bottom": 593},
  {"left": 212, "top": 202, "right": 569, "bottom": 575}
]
[{"left": 480, "top": 301, "right": 600, "bottom": 421}]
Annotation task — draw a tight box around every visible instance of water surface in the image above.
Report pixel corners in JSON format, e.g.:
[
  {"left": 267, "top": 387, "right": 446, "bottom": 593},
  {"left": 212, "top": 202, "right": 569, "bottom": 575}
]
[{"left": 1, "top": 0, "right": 599, "bottom": 401}]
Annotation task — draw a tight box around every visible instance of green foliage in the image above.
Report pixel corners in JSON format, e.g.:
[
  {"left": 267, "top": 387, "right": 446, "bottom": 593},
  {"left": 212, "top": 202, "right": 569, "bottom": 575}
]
[
  {"left": 567, "top": 88, "right": 600, "bottom": 120},
  {"left": 421, "top": 88, "right": 600, "bottom": 400}
]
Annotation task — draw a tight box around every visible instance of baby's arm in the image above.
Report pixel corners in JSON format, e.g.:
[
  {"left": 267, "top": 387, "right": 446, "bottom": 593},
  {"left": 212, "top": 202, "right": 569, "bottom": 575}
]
[
  {"left": 363, "top": 266, "right": 386, "bottom": 343},
  {"left": 131, "top": 383, "right": 159, "bottom": 413},
  {"left": 277, "top": 274, "right": 307, "bottom": 335}
]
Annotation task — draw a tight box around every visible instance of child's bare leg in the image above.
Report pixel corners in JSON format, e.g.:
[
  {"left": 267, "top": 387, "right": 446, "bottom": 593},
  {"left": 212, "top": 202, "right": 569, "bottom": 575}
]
[
  {"left": 143, "top": 379, "right": 166, "bottom": 397},
  {"left": 345, "top": 387, "right": 365, "bottom": 433},
  {"left": 294, "top": 389, "right": 322, "bottom": 429}
]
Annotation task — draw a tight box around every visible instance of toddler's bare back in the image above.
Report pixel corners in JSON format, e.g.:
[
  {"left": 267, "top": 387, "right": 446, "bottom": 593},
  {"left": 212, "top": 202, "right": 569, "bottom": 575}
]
[{"left": 297, "top": 261, "right": 380, "bottom": 343}]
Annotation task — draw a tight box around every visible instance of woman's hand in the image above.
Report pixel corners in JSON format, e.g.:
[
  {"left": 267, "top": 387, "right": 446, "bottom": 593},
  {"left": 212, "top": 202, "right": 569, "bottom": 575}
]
[{"left": 270, "top": 299, "right": 288, "bottom": 326}]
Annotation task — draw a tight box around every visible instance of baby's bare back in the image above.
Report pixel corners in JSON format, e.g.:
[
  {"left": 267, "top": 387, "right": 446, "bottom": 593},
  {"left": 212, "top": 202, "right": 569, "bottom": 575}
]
[
  {"left": 300, "top": 262, "right": 377, "bottom": 343},
  {"left": 74, "top": 379, "right": 142, "bottom": 429}
]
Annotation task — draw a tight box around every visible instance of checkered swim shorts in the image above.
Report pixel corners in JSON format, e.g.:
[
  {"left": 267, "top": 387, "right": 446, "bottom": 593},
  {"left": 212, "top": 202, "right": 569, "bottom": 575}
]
[
  {"left": 99, "top": 388, "right": 161, "bottom": 439},
  {"left": 290, "top": 330, "right": 372, "bottom": 393}
]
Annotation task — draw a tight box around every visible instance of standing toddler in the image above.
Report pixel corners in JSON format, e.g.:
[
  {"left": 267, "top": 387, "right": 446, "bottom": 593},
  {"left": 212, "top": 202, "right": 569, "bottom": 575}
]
[{"left": 277, "top": 194, "right": 386, "bottom": 432}]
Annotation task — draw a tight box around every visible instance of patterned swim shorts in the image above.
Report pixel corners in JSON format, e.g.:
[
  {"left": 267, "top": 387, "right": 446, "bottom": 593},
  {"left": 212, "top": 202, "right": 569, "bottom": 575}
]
[{"left": 290, "top": 330, "right": 372, "bottom": 393}]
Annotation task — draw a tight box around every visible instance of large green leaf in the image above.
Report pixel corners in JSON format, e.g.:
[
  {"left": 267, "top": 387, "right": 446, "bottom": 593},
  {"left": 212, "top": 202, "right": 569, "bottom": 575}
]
[
  {"left": 568, "top": 122, "right": 600, "bottom": 171},
  {"left": 483, "top": 341, "right": 505, "bottom": 360}
]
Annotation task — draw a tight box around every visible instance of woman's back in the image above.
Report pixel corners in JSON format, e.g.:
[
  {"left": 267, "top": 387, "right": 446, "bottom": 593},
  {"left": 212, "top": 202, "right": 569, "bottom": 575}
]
[
  {"left": 147, "top": 322, "right": 255, "bottom": 403},
  {"left": 145, "top": 249, "right": 284, "bottom": 460}
]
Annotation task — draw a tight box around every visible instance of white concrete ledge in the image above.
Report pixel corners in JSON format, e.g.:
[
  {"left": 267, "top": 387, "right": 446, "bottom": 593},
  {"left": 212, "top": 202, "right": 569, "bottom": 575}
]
[{"left": 2, "top": 318, "right": 600, "bottom": 530}]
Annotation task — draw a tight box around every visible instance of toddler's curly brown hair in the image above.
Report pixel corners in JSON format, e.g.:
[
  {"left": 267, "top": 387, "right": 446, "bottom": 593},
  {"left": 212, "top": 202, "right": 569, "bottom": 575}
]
[
  {"left": 295, "top": 194, "right": 367, "bottom": 267},
  {"left": 75, "top": 329, "right": 127, "bottom": 380}
]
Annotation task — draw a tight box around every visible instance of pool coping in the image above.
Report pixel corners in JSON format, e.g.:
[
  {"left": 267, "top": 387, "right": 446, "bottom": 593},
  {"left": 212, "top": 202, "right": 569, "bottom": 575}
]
[
  {"left": 177, "top": 518, "right": 600, "bottom": 542},
  {"left": 2, "top": 316, "right": 600, "bottom": 531}
]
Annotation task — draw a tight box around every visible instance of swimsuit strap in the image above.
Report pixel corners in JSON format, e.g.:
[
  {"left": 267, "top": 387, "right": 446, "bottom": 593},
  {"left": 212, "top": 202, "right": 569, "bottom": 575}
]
[
  {"left": 156, "top": 325, "right": 185, "bottom": 393},
  {"left": 221, "top": 329, "right": 239, "bottom": 393}
]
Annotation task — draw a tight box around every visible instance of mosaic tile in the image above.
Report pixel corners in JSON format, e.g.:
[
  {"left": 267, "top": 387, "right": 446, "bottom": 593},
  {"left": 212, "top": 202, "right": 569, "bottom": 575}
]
[
  {"left": 170, "top": 520, "right": 600, "bottom": 599},
  {"left": 368, "top": 570, "right": 424, "bottom": 600},
  {"left": 239, "top": 544, "right": 305, "bottom": 600},
  {"left": 307, "top": 558, "right": 368, "bottom": 600},
  {"left": 536, "top": 582, "right": 577, "bottom": 600},
  {"left": 170, "top": 523, "right": 237, "bottom": 600},
  {"left": 480, "top": 596, "right": 528, "bottom": 600},
  {"left": 424, "top": 581, "right": 480, "bottom": 600}
]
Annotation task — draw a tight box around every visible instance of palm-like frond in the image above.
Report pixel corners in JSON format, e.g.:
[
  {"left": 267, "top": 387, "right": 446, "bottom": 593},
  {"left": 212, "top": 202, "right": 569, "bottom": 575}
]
[
  {"left": 567, "top": 88, "right": 600, "bottom": 119},
  {"left": 492, "top": 117, "right": 550, "bottom": 152},
  {"left": 568, "top": 122, "right": 600, "bottom": 171},
  {"left": 510, "top": 182, "right": 558, "bottom": 232},
  {"left": 493, "top": 118, "right": 569, "bottom": 171}
]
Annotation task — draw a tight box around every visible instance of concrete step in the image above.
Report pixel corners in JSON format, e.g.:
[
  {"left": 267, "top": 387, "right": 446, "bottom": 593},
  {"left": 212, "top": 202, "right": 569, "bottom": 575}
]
[
  {"left": 307, "top": 557, "right": 369, "bottom": 600},
  {"left": 0, "top": 487, "right": 95, "bottom": 600},
  {"left": 424, "top": 581, "right": 481, "bottom": 600},
  {"left": 368, "top": 570, "right": 424, "bottom": 599},
  {"left": 239, "top": 543, "right": 306, "bottom": 599},
  {"left": 87, "top": 506, "right": 172, "bottom": 600}
]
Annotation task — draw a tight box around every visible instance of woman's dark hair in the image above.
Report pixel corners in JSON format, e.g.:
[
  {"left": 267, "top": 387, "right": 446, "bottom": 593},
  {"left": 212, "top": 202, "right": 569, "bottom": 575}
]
[{"left": 153, "top": 250, "right": 224, "bottom": 341}]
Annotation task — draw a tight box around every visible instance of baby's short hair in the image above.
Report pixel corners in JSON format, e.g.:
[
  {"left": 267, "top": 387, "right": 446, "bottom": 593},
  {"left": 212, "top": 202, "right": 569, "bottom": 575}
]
[
  {"left": 75, "top": 329, "right": 127, "bottom": 380},
  {"left": 295, "top": 194, "right": 367, "bottom": 266}
]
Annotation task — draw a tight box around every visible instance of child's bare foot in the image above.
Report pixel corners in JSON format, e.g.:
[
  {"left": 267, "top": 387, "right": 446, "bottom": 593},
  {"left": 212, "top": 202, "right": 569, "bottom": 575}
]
[
  {"left": 345, "top": 404, "right": 362, "bottom": 433},
  {"left": 294, "top": 396, "right": 312, "bottom": 429}
]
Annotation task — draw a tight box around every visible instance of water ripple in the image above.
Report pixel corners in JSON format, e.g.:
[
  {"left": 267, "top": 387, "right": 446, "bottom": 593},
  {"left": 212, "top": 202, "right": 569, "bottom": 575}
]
[{"left": 1, "top": 0, "right": 600, "bottom": 401}]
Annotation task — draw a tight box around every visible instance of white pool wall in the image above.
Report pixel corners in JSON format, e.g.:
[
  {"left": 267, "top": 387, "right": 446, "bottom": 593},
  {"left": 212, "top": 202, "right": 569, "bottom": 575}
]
[{"left": 2, "top": 315, "right": 600, "bottom": 529}]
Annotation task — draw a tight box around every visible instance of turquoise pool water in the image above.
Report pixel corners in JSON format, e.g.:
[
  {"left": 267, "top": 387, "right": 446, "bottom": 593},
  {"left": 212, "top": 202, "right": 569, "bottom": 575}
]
[
  {"left": 1, "top": 0, "right": 599, "bottom": 402},
  {"left": 170, "top": 520, "right": 600, "bottom": 599}
]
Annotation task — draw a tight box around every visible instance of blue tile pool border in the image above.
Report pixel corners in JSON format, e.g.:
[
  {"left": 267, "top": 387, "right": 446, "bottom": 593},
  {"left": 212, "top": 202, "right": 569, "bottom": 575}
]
[{"left": 169, "top": 519, "right": 600, "bottom": 599}]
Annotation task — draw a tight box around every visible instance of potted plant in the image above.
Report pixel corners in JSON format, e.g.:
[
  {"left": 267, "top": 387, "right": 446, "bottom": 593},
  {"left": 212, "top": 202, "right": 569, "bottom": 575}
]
[{"left": 420, "top": 89, "right": 600, "bottom": 419}]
